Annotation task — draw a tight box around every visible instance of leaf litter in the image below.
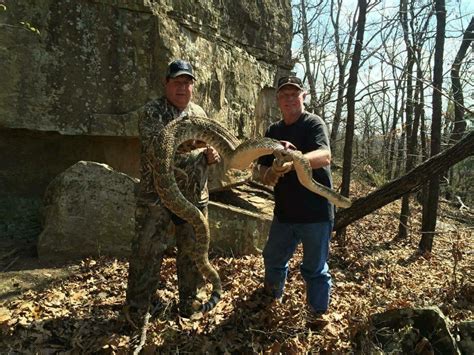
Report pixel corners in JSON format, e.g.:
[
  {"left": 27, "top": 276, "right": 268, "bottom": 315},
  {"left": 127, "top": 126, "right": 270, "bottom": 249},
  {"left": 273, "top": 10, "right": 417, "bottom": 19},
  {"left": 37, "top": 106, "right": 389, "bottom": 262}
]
[{"left": 0, "top": 190, "right": 472, "bottom": 353}]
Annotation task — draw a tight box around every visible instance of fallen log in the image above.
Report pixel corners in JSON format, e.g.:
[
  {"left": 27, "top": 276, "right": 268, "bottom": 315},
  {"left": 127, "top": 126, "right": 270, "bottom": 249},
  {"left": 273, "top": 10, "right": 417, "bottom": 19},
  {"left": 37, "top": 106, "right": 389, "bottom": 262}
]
[{"left": 334, "top": 131, "right": 474, "bottom": 231}]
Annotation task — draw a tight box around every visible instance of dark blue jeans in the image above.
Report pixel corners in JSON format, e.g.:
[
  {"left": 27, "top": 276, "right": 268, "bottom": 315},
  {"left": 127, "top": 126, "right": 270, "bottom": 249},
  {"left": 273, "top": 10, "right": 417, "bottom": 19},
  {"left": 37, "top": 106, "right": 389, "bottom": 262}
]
[{"left": 263, "top": 218, "right": 333, "bottom": 313}]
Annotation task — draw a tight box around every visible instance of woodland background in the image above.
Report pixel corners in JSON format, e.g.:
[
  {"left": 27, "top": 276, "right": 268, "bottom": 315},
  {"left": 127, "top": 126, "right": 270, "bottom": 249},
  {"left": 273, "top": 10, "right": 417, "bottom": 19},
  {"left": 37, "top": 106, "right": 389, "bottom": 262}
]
[{"left": 290, "top": 0, "right": 473, "bottom": 250}]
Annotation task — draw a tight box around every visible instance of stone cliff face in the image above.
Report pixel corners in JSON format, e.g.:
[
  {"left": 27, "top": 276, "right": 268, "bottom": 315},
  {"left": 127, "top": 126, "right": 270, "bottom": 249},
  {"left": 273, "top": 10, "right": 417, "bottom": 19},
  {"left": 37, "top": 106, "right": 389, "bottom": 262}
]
[
  {"left": 0, "top": 0, "right": 292, "bottom": 240},
  {"left": 1, "top": 0, "right": 291, "bottom": 136}
]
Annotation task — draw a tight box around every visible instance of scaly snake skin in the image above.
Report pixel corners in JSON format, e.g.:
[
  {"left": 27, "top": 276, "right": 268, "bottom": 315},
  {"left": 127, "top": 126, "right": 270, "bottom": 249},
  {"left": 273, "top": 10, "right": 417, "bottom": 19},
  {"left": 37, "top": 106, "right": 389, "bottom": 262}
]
[{"left": 154, "top": 115, "right": 351, "bottom": 313}]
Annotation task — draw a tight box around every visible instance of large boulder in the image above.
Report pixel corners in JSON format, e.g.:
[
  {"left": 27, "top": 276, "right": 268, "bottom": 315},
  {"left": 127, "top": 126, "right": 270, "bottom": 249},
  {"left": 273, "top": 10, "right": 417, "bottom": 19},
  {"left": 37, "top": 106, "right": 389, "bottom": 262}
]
[
  {"left": 355, "top": 307, "right": 461, "bottom": 354},
  {"left": 38, "top": 161, "right": 138, "bottom": 262},
  {"left": 38, "top": 161, "right": 273, "bottom": 263},
  {"left": 457, "top": 320, "right": 474, "bottom": 355}
]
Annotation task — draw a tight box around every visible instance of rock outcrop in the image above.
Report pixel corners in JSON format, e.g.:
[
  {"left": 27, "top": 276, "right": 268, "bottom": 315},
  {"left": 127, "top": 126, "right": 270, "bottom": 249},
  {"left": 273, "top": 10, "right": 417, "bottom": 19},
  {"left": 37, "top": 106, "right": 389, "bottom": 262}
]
[
  {"left": 0, "top": 0, "right": 292, "bottom": 242},
  {"left": 457, "top": 320, "right": 474, "bottom": 355},
  {"left": 1, "top": 0, "right": 291, "bottom": 136},
  {"left": 355, "top": 307, "right": 461, "bottom": 354}
]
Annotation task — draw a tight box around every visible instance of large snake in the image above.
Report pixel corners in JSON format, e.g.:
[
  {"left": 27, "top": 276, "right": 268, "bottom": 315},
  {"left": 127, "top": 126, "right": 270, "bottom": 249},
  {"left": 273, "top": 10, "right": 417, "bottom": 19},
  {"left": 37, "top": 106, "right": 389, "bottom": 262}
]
[{"left": 153, "top": 115, "right": 351, "bottom": 313}]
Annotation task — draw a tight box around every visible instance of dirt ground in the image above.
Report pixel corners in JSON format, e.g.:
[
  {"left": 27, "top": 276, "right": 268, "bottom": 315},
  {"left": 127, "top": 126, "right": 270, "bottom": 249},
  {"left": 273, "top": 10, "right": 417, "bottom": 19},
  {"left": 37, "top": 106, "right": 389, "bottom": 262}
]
[
  {"left": 0, "top": 184, "right": 472, "bottom": 352},
  {"left": 0, "top": 234, "right": 77, "bottom": 303}
]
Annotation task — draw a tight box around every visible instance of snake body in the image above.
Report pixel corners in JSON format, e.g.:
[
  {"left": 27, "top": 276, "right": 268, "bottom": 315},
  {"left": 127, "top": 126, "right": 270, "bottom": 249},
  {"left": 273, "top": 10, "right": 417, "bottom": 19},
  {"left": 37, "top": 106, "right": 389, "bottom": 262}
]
[{"left": 154, "top": 116, "right": 351, "bottom": 313}]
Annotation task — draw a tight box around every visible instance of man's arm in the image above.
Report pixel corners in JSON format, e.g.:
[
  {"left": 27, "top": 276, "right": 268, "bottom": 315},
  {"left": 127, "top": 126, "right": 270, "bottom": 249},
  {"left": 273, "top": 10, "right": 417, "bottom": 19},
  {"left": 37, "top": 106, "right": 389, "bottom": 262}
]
[
  {"left": 305, "top": 116, "right": 332, "bottom": 169},
  {"left": 304, "top": 148, "right": 331, "bottom": 169}
]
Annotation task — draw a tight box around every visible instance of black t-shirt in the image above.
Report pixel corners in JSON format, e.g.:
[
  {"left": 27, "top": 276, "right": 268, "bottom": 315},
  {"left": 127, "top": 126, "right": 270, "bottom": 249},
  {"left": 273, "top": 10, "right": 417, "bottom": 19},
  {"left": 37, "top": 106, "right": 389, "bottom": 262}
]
[{"left": 258, "top": 112, "right": 334, "bottom": 223}]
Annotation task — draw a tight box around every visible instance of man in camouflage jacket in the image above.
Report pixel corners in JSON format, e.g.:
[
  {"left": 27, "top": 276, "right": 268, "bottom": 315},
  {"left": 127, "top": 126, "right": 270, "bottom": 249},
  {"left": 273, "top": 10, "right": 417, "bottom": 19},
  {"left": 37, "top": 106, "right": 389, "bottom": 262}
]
[{"left": 126, "top": 59, "right": 220, "bottom": 319}]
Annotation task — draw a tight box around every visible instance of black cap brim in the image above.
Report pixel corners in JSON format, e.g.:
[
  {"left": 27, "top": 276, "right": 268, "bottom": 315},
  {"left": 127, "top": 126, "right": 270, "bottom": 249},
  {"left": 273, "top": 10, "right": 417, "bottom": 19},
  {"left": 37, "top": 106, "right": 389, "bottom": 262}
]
[
  {"left": 277, "top": 83, "right": 303, "bottom": 91},
  {"left": 168, "top": 70, "right": 195, "bottom": 79}
]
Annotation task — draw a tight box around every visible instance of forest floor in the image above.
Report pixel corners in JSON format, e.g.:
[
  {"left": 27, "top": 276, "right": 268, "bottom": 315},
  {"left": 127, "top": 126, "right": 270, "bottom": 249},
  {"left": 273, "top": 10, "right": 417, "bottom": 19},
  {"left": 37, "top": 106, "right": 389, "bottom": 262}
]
[{"left": 0, "top": 180, "right": 472, "bottom": 353}]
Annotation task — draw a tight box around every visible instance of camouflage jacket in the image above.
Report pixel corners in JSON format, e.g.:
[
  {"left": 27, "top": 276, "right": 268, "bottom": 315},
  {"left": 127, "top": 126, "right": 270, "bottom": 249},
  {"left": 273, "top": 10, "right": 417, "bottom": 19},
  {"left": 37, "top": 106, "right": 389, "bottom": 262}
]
[{"left": 137, "top": 96, "right": 209, "bottom": 208}]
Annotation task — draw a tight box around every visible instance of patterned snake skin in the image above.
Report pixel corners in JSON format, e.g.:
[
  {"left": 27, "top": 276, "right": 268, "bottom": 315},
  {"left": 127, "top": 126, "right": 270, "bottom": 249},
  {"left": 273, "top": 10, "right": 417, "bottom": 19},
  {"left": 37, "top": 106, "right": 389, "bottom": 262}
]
[{"left": 154, "top": 115, "right": 352, "bottom": 313}]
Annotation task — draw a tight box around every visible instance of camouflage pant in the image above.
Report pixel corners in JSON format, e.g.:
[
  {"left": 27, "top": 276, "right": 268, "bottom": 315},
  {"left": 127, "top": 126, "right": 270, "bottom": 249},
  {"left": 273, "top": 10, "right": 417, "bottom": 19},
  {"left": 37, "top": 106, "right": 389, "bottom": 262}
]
[
  {"left": 126, "top": 150, "right": 207, "bottom": 315},
  {"left": 126, "top": 204, "right": 206, "bottom": 314}
]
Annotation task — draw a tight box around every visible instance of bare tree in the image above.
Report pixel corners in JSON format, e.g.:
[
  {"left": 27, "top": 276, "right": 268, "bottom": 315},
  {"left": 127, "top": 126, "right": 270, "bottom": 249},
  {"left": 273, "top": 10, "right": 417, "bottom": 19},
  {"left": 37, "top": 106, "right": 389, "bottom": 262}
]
[
  {"left": 300, "top": 0, "right": 318, "bottom": 113},
  {"left": 294, "top": 0, "right": 336, "bottom": 121},
  {"left": 444, "top": 16, "right": 474, "bottom": 201},
  {"left": 329, "top": 0, "right": 358, "bottom": 156},
  {"left": 419, "top": 0, "right": 446, "bottom": 252},
  {"left": 339, "top": 0, "right": 368, "bottom": 240},
  {"left": 397, "top": 0, "right": 416, "bottom": 239},
  {"left": 397, "top": 0, "right": 433, "bottom": 239},
  {"left": 449, "top": 16, "right": 473, "bottom": 143},
  {"left": 386, "top": 68, "right": 407, "bottom": 180}
]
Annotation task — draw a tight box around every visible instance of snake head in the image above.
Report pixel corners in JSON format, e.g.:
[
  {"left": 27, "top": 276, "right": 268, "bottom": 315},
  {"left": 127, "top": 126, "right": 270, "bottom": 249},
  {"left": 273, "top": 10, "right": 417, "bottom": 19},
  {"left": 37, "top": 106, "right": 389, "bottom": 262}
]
[{"left": 273, "top": 148, "right": 299, "bottom": 165}]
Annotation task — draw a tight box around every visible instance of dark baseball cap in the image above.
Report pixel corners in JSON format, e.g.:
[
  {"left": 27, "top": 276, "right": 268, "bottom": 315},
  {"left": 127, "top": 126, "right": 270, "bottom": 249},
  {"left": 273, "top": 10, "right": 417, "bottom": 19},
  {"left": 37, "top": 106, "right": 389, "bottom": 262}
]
[
  {"left": 166, "top": 59, "right": 195, "bottom": 79},
  {"left": 277, "top": 76, "right": 304, "bottom": 91}
]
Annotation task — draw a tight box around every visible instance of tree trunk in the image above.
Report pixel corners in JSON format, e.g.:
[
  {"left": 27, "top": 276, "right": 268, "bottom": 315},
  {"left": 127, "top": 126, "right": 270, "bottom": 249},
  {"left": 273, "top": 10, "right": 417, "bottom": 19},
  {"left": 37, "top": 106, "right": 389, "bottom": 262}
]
[
  {"left": 446, "top": 17, "right": 474, "bottom": 199},
  {"left": 330, "top": 69, "right": 346, "bottom": 156},
  {"left": 329, "top": 0, "right": 357, "bottom": 156},
  {"left": 300, "top": 0, "right": 318, "bottom": 114},
  {"left": 398, "top": 0, "right": 415, "bottom": 239},
  {"left": 394, "top": 117, "right": 406, "bottom": 178},
  {"left": 449, "top": 16, "right": 473, "bottom": 144},
  {"left": 386, "top": 76, "right": 404, "bottom": 180},
  {"left": 340, "top": 0, "right": 367, "bottom": 198},
  {"left": 334, "top": 131, "right": 474, "bottom": 231},
  {"left": 336, "top": 0, "right": 367, "bottom": 241},
  {"left": 419, "top": 0, "right": 446, "bottom": 252}
]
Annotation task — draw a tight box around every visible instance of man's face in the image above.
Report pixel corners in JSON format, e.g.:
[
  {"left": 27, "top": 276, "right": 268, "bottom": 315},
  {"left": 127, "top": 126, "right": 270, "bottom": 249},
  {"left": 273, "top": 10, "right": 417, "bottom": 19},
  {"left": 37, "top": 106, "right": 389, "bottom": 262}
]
[
  {"left": 277, "top": 86, "right": 305, "bottom": 117},
  {"left": 165, "top": 75, "right": 194, "bottom": 110}
]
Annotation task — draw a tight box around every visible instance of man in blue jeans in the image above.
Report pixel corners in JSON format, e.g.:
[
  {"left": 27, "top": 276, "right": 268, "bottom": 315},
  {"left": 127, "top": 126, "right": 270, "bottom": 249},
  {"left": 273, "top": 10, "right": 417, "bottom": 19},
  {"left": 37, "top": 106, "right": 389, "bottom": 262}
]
[{"left": 254, "top": 75, "right": 334, "bottom": 327}]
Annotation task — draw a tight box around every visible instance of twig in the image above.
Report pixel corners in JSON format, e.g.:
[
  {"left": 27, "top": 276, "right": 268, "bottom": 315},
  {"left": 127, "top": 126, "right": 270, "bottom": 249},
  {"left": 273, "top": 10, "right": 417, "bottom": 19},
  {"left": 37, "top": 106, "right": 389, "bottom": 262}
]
[
  {"left": 132, "top": 311, "right": 151, "bottom": 355},
  {"left": 247, "top": 327, "right": 295, "bottom": 337},
  {"left": 1, "top": 248, "right": 18, "bottom": 260},
  {"left": 455, "top": 196, "right": 469, "bottom": 212},
  {"left": 2, "top": 256, "right": 19, "bottom": 272}
]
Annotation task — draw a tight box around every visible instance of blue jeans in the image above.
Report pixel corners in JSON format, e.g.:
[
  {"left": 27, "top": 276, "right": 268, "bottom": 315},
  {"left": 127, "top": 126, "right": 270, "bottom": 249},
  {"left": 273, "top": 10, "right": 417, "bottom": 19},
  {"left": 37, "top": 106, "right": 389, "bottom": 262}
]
[{"left": 263, "top": 218, "right": 333, "bottom": 313}]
